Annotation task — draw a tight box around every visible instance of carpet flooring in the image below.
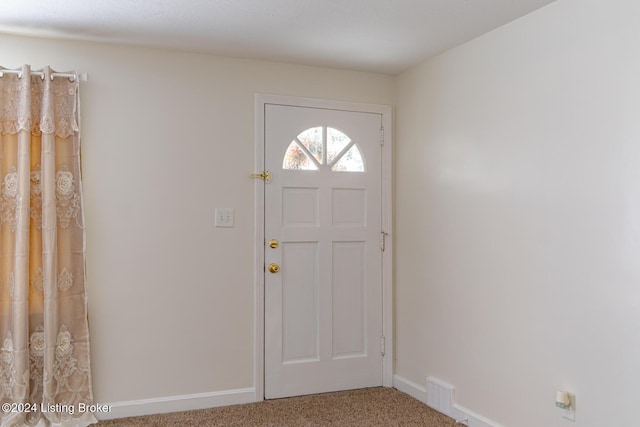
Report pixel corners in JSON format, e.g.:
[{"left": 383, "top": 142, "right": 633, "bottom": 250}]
[{"left": 96, "top": 387, "right": 459, "bottom": 426}]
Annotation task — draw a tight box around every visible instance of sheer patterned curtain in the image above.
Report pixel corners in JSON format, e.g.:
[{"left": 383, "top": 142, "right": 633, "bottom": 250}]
[{"left": 0, "top": 65, "right": 95, "bottom": 426}]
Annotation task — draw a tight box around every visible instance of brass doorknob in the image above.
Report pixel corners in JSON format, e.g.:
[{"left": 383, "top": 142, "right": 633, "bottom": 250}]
[{"left": 268, "top": 263, "right": 280, "bottom": 273}]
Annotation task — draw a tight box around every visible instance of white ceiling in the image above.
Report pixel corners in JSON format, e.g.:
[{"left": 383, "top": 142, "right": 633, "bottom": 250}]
[{"left": 0, "top": 0, "right": 555, "bottom": 75}]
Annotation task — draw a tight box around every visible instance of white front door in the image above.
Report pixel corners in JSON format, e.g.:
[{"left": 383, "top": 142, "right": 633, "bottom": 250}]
[{"left": 264, "top": 104, "right": 384, "bottom": 399}]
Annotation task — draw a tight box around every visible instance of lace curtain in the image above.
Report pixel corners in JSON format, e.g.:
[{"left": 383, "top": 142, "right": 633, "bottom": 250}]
[{"left": 0, "top": 65, "right": 95, "bottom": 426}]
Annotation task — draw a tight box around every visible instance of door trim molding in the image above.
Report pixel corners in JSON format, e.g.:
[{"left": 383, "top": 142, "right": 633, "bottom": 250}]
[{"left": 253, "top": 94, "right": 393, "bottom": 401}]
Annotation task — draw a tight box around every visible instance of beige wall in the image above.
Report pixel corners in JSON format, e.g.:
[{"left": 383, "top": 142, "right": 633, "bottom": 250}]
[
  {"left": 396, "top": 0, "right": 640, "bottom": 426},
  {"left": 0, "top": 34, "right": 394, "bottom": 404}
]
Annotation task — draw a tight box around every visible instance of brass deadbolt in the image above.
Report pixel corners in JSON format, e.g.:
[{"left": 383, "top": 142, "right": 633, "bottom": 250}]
[{"left": 269, "top": 239, "right": 279, "bottom": 249}]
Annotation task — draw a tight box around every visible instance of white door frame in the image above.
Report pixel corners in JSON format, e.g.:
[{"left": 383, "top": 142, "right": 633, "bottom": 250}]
[{"left": 253, "top": 93, "right": 393, "bottom": 401}]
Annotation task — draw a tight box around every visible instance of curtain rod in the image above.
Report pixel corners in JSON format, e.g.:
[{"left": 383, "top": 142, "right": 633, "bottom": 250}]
[{"left": 0, "top": 68, "right": 89, "bottom": 82}]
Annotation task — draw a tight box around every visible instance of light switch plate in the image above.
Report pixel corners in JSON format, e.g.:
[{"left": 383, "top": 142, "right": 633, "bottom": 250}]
[{"left": 215, "top": 208, "right": 234, "bottom": 227}]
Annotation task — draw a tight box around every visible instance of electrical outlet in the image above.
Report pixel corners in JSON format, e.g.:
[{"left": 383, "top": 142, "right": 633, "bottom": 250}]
[
  {"left": 215, "top": 208, "right": 234, "bottom": 228},
  {"left": 559, "top": 392, "right": 575, "bottom": 422}
]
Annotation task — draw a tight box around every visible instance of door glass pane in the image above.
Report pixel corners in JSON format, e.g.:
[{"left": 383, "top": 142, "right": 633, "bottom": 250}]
[
  {"left": 296, "top": 127, "right": 323, "bottom": 164},
  {"left": 331, "top": 145, "right": 364, "bottom": 172},
  {"left": 283, "top": 141, "right": 319, "bottom": 170},
  {"left": 327, "top": 127, "right": 351, "bottom": 164}
]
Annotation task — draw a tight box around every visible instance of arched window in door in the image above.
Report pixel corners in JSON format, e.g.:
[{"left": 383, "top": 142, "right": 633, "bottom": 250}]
[{"left": 282, "top": 127, "right": 365, "bottom": 172}]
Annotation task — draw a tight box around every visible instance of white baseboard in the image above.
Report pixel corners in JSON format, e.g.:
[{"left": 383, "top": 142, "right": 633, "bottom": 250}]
[
  {"left": 451, "top": 403, "right": 506, "bottom": 427},
  {"left": 393, "top": 374, "right": 428, "bottom": 403},
  {"left": 98, "top": 387, "right": 256, "bottom": 421},
  {"left": 393, "top": 375, "right": 505, "bottom": 427}
]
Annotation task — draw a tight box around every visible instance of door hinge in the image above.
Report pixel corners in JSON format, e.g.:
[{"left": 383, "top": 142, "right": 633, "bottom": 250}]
[
  {"left": 380, "top": 336, "right": 386, "bottom": 357},
  {"left": 380, "top": 231, "right": 388, "bottom": 251},
  {"left": 379, "top": 126, "right": 384, "bottom": 146}
]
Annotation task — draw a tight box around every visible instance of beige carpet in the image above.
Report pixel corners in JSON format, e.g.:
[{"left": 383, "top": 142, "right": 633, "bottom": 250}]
[{"left": 97, "top": 387, "right": 458, "bottom": 426}]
